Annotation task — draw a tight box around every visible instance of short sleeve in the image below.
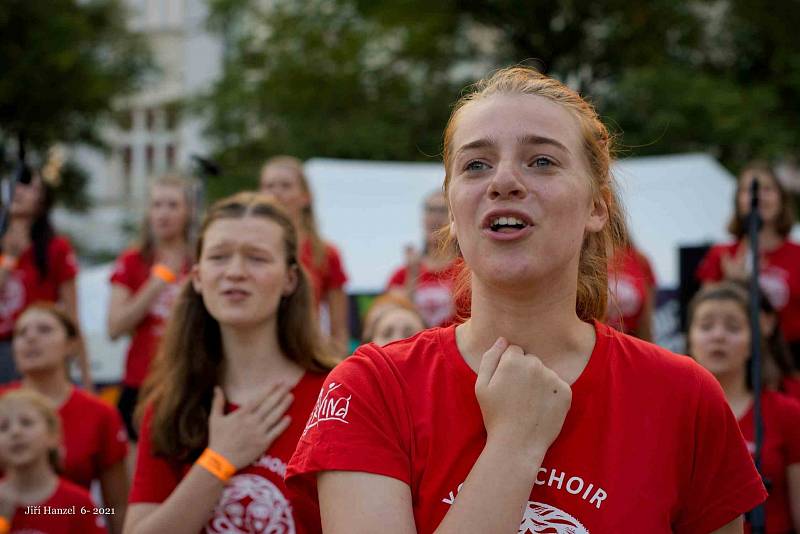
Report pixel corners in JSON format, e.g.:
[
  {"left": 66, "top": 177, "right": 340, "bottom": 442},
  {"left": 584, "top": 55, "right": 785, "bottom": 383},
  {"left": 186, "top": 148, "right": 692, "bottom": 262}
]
[
  {"left": 286, "top": 345, "right": 413, "bottom": 509},
  {"left": 695, "top": 245, "right": 724, "bottom": 283},
  {"left": 128, "top": 406, "right": 182, "bottom": 504},
  {"left": 673, "top": 366, "right": 767, "bottom": 533},
  {"left": 109, "top": 251, "right": 136, "bottom": 289},
  {"left": 98, "top": 404, "right": 129, "bottom": 470},
  {"left": 52, "top": 237, "right": 78, "bottom": 284},
  {"left": 323, "top": 245, "right": 348, "bottom": 292},
  {"left": 386, "top": 267, "right": 406, "bottom": 291},
  {"left": 779, "top": 396, "right": 800, "bottom": 465}
]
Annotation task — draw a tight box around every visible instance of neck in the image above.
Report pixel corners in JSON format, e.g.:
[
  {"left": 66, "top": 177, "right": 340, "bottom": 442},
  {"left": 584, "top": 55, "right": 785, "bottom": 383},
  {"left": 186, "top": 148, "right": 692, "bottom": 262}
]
[
  {"left": 219, "top": 320, "right": 302, "bottom": 402},
  {"left": 6, "top": 457, "right": 58, "bottom": 497},
  {"left": 757, "top": 227, "right": 783, "bottom": 252},
  {"left": 423, "top": 239, "right": 454, "bottom": 268},
  {"left": 22, "top": 371, "right": 72, "bottom": 407},
  {"left": 155, "top": 236, "right": 187, "bottom": 253},
  {"left": 715, "top": 368, "right": 750, "bottom": 401},
  {"left": 457, "top": 271, "right": 594, "bottom": 382}
]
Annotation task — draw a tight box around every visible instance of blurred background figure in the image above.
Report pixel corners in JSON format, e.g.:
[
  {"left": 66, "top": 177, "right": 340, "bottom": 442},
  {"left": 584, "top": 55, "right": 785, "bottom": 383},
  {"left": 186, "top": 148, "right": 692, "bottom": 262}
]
[
  {"left": 0, "top": 389, "right": 107, "bottom": 533},
  {"left": 696, "top": 161, "right": 800, "bottom": 366},
  {"left": 688, "top": 282, "right": 800, "bottom": 534},
  {"left": 607, "top": 237, "right": 657, "bottom": 341},
  {"left": 107, "top": 175, "right": 194, "bottom": 443},
  {"left": 6, "top": 303, "right": 128, "bottom": 532},
  {"left": 260, "top": 156, "right": 350, "bottom": 356},
  {"left": 0, "top": 170, "right": 91, "bottom": 389},
  {"left": 361, "top": 293, "right": 425, "bottom": 346},
  {"left": 386, "top": 190, "right": 459, "bottom": 327}
]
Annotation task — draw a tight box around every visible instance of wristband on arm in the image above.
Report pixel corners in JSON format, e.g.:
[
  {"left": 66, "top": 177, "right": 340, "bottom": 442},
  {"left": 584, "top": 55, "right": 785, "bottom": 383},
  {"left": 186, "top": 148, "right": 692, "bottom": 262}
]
[
  {"left": 0, "top": 255, "right": 18, "bottom": 271},
  {"left": 196, "top": 448, "right": 236, "bottom": 483},
  {"left": 0, "top": 516, "right": 10, "bottom": 534},
  {"left": 151, "top": 264, "right": 177, "bottom": 284}
]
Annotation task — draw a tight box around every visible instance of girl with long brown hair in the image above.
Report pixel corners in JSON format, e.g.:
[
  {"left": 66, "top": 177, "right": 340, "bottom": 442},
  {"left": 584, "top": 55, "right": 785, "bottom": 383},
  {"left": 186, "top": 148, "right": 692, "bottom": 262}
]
[
  {"left": 286, "top": 66, "right": 765, "bottom": 533},
  {"left": 107, "top": 175, "right": 195, "bottom": 441},
  {"left": 124, "top": 192, "right": 333, "bottom": 534},
  {"left": 259, "top": 156, "right": 350, "bottom": 356}
]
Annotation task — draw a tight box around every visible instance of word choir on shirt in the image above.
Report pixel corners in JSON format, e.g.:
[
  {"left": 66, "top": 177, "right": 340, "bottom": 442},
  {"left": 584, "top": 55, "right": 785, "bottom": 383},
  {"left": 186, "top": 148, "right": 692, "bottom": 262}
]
[
  {"left": 254, "top": 454, "right": 287, "bottom": 478},
  {"left": 303, "top": 382, "right": 351, "bottom": 434},
  {"left": 443, "top": 466, "right": 607, "bottom": 510}
]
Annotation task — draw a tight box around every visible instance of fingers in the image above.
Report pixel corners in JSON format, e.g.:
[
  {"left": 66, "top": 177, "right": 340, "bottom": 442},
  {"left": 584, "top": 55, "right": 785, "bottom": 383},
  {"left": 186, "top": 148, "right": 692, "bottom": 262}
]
[
  {"left": 256, "top": 390, "right": 294, "bottom": 428},
  {"left": 476, "top": 337, "right": 509, "bottom": 389},
  {"left": 211, "top": 387, "right": 225, "bottom": 417},
  {"left": 244, "top": 381, "right": 286, "bottom": 414},
  {"left": 264, "top": 415, "right": 292, "bottom": 444}
]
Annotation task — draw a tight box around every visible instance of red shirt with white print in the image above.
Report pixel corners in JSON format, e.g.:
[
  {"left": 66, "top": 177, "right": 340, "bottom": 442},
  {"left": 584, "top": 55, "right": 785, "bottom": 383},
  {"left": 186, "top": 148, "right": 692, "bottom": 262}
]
[
  {"left": 386, "top": 260, "right": 460, "bottom": 327},
  {"left": 696, "top": 240, "right": 800, "bottom": 343},
  {"left": 738, "top": 391, "right": 800, "bottom": 534},
  {"left": 299, "top": 239, "right": 347, "bottom": 307},
  {"left": 0, "top": 383, "right": 128, "bottom": 490},
  {"left": 0, "top": 236, "right": 78, "bottom": 340},
  {"left": 129, "top": 372, "right": 326, "bottom": 534},
  {"left": 286, "top": 322, "right": 767, "bottom": 534},
  {"left": 110, "top": 248, "right": 189, "bottom": 387},
  {"left": 7, "top": 478, "right": 108, "bottom": 533},
  {"left": 607, "top": 246, "right": 656, "bottom": 335}
]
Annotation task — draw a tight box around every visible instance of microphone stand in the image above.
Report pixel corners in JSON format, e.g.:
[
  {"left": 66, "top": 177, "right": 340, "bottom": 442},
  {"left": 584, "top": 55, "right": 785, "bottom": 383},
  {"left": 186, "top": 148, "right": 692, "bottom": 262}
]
[{"left": 748, "top": 178, "right": 766, "bottom": 534}]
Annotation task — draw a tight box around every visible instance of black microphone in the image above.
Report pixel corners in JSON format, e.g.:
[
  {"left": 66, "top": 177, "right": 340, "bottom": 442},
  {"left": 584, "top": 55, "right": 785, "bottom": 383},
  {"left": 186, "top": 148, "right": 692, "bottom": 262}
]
[
  {"left": 750, "top": 177, "right": 760, "bottom": 228},
  {"left": 191, "top": 154, "right": 221, "bottom": 177}
]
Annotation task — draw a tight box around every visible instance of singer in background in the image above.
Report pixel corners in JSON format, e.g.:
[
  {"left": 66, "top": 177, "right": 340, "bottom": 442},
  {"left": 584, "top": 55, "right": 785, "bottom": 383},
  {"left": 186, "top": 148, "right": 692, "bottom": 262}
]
[{"left": 696, "top": 161, "right": 800, "bottom": 368}]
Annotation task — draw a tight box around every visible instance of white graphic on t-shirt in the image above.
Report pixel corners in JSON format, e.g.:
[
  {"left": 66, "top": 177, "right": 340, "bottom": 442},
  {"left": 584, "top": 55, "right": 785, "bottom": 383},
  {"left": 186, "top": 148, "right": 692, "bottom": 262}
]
[
  {"left": 520, "top": 501, "right": 589, "bottom": 533},
  {"left": 0, "top": 272, "right": 25, "bottom": 329},
  {"left": 206, "top": 474, "right": 295, "bottom": 534},
  {"left": 759, "top": 269, "right": 790, "bottom": 310},
  {"left": 303, "top": 382, "right": 351, "bottom": 435},
  {"left": 607, "top": 275, "right": 641, "bottom": 319},
  {"left": 413, "top": 284, "right": 454, "bottom": 327}
]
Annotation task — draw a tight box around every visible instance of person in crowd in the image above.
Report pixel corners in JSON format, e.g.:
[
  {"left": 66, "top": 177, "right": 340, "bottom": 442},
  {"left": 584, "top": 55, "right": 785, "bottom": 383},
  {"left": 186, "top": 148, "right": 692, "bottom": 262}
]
[
  {"left": 386, "top": 190, "right": 460, "bottom": 327},
  {"left": 259, "top": 156, "right": 350, "bottom": 356},
  {"left": 107, "top": 175, "right": 194, "bottom": 441},
  {"left": 286, "top": 66, "right": 766, "bottom": 533},
  {"left": 689, "top": 282, "right": 800, "bottom": 533},
  {"left": 3, "top": 303, "right": 129, "bottom": 533},
  {"left": 606, "top": 240, "right": 656, "bottom": 341},
  {"left": 361, "top": 293, "right": 426, "bottom": 346},
  {"left": 0, "top": 172, "right": 91, "bottom": 388},
  {"left": 697, "top": 161, "right": 800, "bottom": 366},
  {"left": 124, "top": 192, "right": 334, "bottom": 533},
  {"left": 0, "top": 389, "right": 108, "bottom": 533}
]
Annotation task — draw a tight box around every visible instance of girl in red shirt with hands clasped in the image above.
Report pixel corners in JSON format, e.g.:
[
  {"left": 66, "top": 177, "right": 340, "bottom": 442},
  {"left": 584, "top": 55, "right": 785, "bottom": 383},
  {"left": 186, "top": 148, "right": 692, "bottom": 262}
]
[{"left": 286, "top": 66, "right": 767, "bottom": 533}]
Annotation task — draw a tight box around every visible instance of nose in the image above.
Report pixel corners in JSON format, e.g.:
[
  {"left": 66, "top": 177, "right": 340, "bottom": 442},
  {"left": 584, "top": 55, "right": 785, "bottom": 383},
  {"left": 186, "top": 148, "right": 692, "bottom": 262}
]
[
  {"left": 224, "top": 252, "right": 247, "bottom": 279},
  {"left": 488, "top": 162, "right": 527, "bottom": 200}
]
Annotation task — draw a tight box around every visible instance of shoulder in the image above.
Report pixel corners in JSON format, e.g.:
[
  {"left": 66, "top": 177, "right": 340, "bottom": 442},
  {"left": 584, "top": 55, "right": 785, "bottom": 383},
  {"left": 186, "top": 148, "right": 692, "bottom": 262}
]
[
  {"left": 115, "top": 247, "right": 145, "bottom": 265},
  {"left": 55, "top": 478, "right": 94, "bottom": 504},
  {"left": 49, "top": 235, "right": 74, "bottom": 252},
  {"left": 764, "top": 389, "right": 800, "bottom": 417},
  {"left": 777, "top": 239, "right": 800, "bottom": 258},
  {"left": 69, "top": 389, "right": 117, "bottom": 417}
]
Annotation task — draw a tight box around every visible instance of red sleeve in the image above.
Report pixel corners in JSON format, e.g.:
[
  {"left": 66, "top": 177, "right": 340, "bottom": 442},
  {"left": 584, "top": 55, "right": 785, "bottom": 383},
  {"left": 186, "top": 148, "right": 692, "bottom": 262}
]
[
  {"left": 98, "top": 404, "right": 129, "bottom": 470},
  {"left": 695, "top": 245, "right": 724, "bottom": 283},
  {"left": 386, "top": 267, "right": 407, "bottom": 291},
  {"left": 129, "top": 406, "right": 183, "bottom": 504},
  {"left": 639, "top": 253, "right": 656, "bottom": 288},
  {"left": 779, "top": 395, "right": 800, "bottom": 465},
  {"left": 323, "top": 244, "right": 348, "bottom": 292},
  {"left": 673, "top": 365, "right": 768, "bottom": 533},
  {"left": 51, "top": 237, "right": 78, "bottom": 285},
  {"left": 109, "top": 250, "right": 136, "bottom": 289},
  {"left": 286, "top": 344, "right": 413, "bottom": 509}
]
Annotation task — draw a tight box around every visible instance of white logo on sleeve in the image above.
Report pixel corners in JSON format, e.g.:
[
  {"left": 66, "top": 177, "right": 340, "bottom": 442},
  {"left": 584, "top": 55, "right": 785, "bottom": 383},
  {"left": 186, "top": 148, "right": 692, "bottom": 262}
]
[
  {"left": 206, "top": 474, "right": 295, "bottom": 533},
  {"left": 303, "top": 382, "right": 351, "bottom": 434},
  {"left": 520, "top": 501, "right": 589, "bottom": 533}
]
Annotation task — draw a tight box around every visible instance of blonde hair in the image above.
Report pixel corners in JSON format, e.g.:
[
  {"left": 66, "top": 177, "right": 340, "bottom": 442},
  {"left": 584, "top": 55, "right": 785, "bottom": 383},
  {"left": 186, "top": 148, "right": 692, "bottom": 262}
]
[
  {"left": 0, "top": 389, "right": 62, "bottom": 473},
  {"left": 361, "top": 293, "right": 424, "bottom": 343},
  {"left": 442, "top": 66, "right": 627, "bottom": 322},
  {"left": 138, "top": 174, "right": 196, "bottom": 262}
]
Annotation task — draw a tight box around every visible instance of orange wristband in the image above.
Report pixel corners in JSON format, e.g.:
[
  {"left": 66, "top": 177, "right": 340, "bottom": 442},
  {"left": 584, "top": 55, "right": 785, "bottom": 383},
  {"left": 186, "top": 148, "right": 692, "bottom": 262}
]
[
  {"left": 151, "top": 264, "right": 177, "bottom": 284},
  {"left": 0, "top": 255, "right": 18, "bottom": 271},
  {"left": 196, "top": 448, "right": 236, "bottom": 483},
  {"left": 0, "top": 516, "right": 10, "bottom": 534}
]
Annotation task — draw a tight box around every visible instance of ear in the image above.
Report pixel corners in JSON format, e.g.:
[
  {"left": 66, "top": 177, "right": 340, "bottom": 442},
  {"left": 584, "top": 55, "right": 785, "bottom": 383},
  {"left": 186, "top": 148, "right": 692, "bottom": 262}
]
[
  {"left": 585, "top": 195, "right": 609, "bottom": 234},
  {"left": 191, "top": 264, "right": 202, "bottom": 293},
  {"left": 283, "top": 264, "right": 299, "bottom": 297}
]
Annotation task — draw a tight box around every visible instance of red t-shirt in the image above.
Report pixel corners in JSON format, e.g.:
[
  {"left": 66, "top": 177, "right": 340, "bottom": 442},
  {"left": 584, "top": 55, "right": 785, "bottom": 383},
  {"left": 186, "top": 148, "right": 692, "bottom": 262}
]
[
  {"left": 738, "top": 391, "right": 800, "bottom": 534},
  {"left": 386, "top": 260, "right": 460, "bottom": 327},
  {"left": 110, "top": 248, "right": 189, "bottom": 387},
  {"left": 299, "top": 239, "right": 347, "bottom": 306},
  {"left": 129, "top": 372, "right": 327, "bottom": 534},
  {"left": 7, "top": 478, "right": 108, "bottom": 533},
  {"left": 0, "top": 383, "right": 128, "bottom": 490},
  {"left": 780, "top": 376, "right": 800, "bottom": 401},
  {"left": 607, "top": 247, "right": 656, "bottom": 335},
  {"left": 0, "top": 236, "right": 78, "bottom": 339},
  {"left": 287, "top": 322, "right": 767, "bottom": 533},
  {"left": 696, "top": 240, "right": 800, "bottom": 343}
]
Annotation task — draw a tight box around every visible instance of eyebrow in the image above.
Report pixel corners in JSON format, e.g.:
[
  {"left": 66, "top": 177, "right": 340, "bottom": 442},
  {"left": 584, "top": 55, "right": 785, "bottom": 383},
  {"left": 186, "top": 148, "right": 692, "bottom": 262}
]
[{"left": 456, "top": 134, "right": 571, "bottom": 156}]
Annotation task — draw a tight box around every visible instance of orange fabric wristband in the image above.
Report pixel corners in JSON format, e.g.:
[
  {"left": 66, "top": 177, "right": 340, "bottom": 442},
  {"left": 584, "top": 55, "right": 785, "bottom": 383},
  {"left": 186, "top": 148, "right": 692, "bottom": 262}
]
[
  {"left": 151, "top": 264, "right": 177, "bottom": 284},
  {"left": 0, "top": 516, "right": 10, "bottom": 534},
  {"left": 0, "top": 255, "right": 18, "bottom": 271},
  {"left": 196, "top": 448, "right": 236, "bottom": 483}
]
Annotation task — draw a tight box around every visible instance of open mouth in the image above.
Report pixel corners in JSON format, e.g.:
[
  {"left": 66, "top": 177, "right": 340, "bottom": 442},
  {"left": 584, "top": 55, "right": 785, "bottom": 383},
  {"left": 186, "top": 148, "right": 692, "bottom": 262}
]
[{"left": 489, "top": 216, "right": 529, "bottom": 233}]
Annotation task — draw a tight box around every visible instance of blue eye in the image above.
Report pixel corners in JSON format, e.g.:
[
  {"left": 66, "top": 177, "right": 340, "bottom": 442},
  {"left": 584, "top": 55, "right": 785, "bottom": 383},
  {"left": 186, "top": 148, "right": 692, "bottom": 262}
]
[
  {"left": 465, "top": 160, "right": 489, "bottom": 171},
  {"left": 532, "top": 157, "right": 553, "bottom": 168}
]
